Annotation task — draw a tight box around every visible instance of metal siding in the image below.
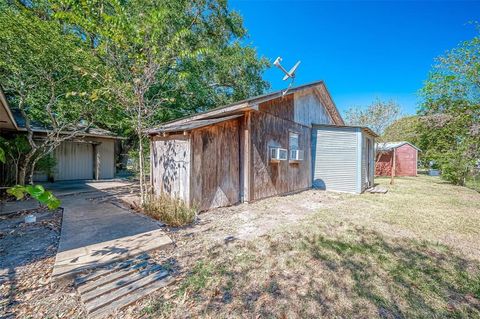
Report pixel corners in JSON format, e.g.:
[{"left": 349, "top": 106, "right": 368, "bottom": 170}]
[
  {"left": 96, "top": 138, "right": 115, "bottom": 179},
  {"left": 361, "top": 133, "right": 366, "bottom": 192},
  {"left": 313, "top": 127, "right": 359, "bottom": 193},
  {"left": 54, "top": 141, "right": 94, "bottom": 180}
]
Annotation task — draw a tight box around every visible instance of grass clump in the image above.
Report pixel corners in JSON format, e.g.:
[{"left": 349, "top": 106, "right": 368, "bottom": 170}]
[{"left": 142, "top": 193, "right": 196, "bottom": 227}]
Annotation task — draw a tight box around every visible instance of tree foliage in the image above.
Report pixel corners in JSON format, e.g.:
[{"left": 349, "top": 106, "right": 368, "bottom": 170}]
[
  {"left": 7, "top": 184, "right": 61, "bottom": 210},
  {"left": 48, "top": 0, "right": 269, "bottom": 202},
  {"left": 0, "top": 3, "right": 109, "bottom": 184},
  {"left": 418, "top": 25, "right": 480, "bottom": 185},
  {"left": 0, "top": 0, "right": 269, "bottom": 190},
  {"left": 382, "top": 116, "right": 421, "bottom": 145},
  {"left": 344, "top": 99, "right": 402, "bottom": 137}
]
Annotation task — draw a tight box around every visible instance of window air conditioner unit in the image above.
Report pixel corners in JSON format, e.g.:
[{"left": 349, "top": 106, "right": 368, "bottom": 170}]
[
  {"left": 290, "top": 149, "right": 304, "bottom": 161},
  {"left": 270, "top": 147, "right": 288, "bottom": 162}
]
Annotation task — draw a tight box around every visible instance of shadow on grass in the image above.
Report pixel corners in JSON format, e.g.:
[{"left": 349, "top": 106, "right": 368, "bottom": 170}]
[
  {"left": 300, "top": 227, "right": 480, "bottom": 318},
  {"left": 144, "top": 225, "right": 480, "bottom": 318}
]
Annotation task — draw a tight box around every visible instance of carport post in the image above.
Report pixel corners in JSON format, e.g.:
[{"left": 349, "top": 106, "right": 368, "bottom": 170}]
[
  {"left": 390, "top": 148, "right": 396, "bottom": 185},
  {"left": 93, "top": 144, "right": 100, "bottom": 180}
]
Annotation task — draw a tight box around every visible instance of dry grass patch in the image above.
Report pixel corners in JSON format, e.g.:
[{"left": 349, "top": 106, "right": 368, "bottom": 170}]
[
  {"left": 137, "top": 175, "right": 480, "bottom": 318},
  {"left": 142, "top": 224, "right": 480, "bottom": 318},
  {"left": 142, "top": 193, "right": 196, "bottom": 227}
]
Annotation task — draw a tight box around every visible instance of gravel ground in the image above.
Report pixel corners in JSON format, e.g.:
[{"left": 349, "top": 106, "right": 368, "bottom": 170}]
[{"left": 0, "top": 208, "right": 84, "bottom": 319}]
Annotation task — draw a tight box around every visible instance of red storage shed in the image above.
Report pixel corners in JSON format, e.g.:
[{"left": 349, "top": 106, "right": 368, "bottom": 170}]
[{"left": 375, "top": 142, "right": 420, "bottom": 177}]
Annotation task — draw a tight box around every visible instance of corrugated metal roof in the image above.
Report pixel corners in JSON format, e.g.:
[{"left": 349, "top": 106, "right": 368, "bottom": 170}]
[
  {"left": 152, "top": 114, "right": 243, "bottom": 133},
  {"left": 312, "top": 124, "right": 379, "bottom": 138},
  {"left": 376, "top": 141, "right": 421, "bottom": 152},
  {"left": 147, "top": 80, "right": 345, "bottom": 134}
]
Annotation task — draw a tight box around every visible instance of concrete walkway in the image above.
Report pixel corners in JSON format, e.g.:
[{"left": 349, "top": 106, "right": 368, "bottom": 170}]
[
  {"left": 51, "top": 187, "right": 172, "bottom": 281},
  {"left": 0, "top": 179, "right": 134, "bottom": 215}
]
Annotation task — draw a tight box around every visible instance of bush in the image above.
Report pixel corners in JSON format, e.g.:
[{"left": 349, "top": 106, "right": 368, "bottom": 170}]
[{"left": 142, "top": 193, "right": 196, "bottom": 227}]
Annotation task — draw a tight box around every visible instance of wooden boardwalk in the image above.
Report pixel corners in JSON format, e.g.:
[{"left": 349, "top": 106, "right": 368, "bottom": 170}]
[
  {"left": 75, "top": 254, "right": 174, "bottom": 318},
  {"left": 366, "top": 186, "right": 388, "bottom": 194}
]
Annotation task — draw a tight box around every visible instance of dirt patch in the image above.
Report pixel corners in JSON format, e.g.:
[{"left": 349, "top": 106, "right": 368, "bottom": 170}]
[
  {"left": 0, "top": 208, "right": 83, "bottom": 318},
  {"left": 116, "top": 189, "right": 342, "bottom": 245}
]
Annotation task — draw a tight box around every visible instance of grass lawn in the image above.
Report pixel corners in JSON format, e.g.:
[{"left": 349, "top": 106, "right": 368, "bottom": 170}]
[{"left": 140, "top": 176, "right": 480, "bottom": 318}]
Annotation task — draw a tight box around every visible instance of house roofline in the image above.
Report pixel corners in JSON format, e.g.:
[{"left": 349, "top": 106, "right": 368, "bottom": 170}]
[
  {"left": 147, "top": 80, "right": 345, "bottom": 134},
  {"left": 376, "top": 141, "right": 421, "bottom": 152},
  {"left": 12, "top": 126, "right": 124, "bottom": 139},
  {"left": 0, "top": 87, "right": 122, "bottom": 139},
  {"left": 0, "top": 86, "right": 19, "bottom": 130}
]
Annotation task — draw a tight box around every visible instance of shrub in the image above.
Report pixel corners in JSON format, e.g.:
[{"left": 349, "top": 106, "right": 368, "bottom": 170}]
[{"left": 142, "top": 193, "right": 196, "bottom": 227}]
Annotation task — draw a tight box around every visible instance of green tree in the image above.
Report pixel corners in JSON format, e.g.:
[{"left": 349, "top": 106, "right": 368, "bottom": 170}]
[
  {"left": 0, "top": 4, "right": 108, "bottom": 184},
  {"left": 344, "top": 99, "right": 402, "bottom": 137},
  {"left": 419, "top": 25, "right": 480, "bottom": 185},
  {"left": 382, "top": 116, "right": 421, "bottom": 145},
  {"left": 0, "top": 136, "right": 31, "bottom": 184},
  {"left": 53, "top": 0, "right": 269, "bottom": 203}
]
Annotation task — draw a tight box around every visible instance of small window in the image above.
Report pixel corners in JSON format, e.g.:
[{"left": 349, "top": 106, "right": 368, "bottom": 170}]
[
  {"left": 289, "top": 132, "right": 303, "bottom": 161},
  {"left": 289, "top": 132, "right": 299, "bottom": 151}
]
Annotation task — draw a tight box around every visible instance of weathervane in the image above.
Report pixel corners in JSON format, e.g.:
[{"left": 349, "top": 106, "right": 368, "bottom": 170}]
[{"left": 273, "top": 57, "right": 301, "bottom": 96}]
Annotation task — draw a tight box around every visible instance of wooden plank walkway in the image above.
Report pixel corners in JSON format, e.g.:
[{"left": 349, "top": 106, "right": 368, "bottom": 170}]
[
  {"left": 366, "top": 186, "right": 388, "bottom": 194},
  {"left": 75, "top": 255, "right": 174, "bottom": 318}
]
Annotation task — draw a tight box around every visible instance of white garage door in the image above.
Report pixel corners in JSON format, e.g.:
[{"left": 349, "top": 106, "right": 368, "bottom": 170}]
[{"left": 55, "top": 142, "right": 94, "bottom": 180}]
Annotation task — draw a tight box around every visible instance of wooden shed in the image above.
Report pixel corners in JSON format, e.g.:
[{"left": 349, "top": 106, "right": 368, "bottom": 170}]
[
  {"left": 147, "top": 80, "right": 376, "bottom": 211},
  {"left": 375, "top": 142, "right": 420, "bottom": 177}
]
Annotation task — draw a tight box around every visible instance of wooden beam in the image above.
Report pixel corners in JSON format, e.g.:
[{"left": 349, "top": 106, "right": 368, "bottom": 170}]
[
  {"left": 240, "top": 112, "right": 252, "bottom": 202},
  {"left": 390, "top": 148, "right": 396, "bottom": 185},
  {"left": 93, "top": 144, "right": 100, "bottom": 180}
]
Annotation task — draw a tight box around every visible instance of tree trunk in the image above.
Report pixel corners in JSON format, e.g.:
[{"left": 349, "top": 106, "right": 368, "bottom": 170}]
[
  {"left": 18, "top": 149, "right": 36, "bottom": 185},
  {"left": 28, "top": 156, "right": 41, "bottom": 185},
  {"left": 138, "top": 133, "right": 144, "bottom": 206}
]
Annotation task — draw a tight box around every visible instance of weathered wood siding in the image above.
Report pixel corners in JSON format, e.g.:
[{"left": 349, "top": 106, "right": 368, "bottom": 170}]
[
  {"left": 294, "top": 88, "right": 333, "bottom": 126},
  {"left": 250, "top": 110, "right": 311, "bottom": 200},
  {"left": 258, "top": 93, "right": 295, "bottom": 120},
  {"left": 191, "top": 119, "right": 240, "bottom": 211},
  {"left": 151, "top": 135, "right": 191, "bottom": 204}
]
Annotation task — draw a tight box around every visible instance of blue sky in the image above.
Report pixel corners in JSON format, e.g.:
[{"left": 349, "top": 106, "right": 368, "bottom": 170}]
[{"left": 229, "top": 0, "right": 480, "bottom": 115}]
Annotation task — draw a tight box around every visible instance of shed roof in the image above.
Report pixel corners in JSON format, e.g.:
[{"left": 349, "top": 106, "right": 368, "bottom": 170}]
[
  {"left": 376, "top": 141, "right": 421, "bottom": 152},
  {"left": 0, "top": 88, "right": 18, "bottom": 130},
  {"left": 312, "top": 124, "right": 379, "bottom": 138},
  {"left": 0, "top": 89, "right": 121, "bottom": 139},
  {"left": 153, "top": 114, "right": 243, "bottom": 134},
  {"left": 147, "top": 80, "right": 344, "bottom": 135}
]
